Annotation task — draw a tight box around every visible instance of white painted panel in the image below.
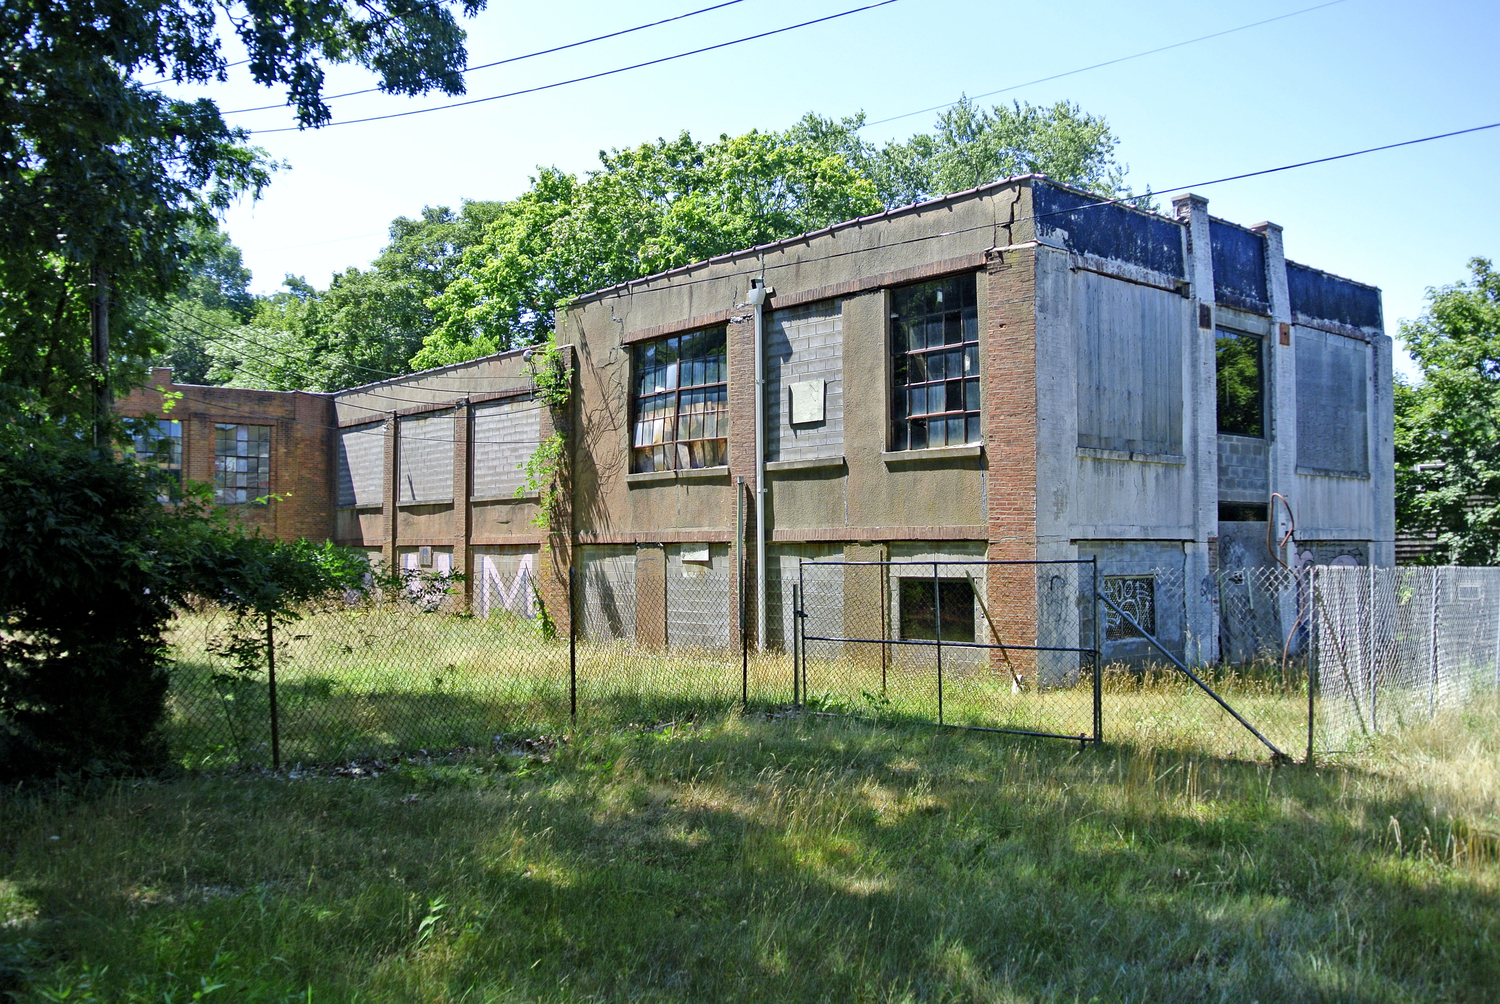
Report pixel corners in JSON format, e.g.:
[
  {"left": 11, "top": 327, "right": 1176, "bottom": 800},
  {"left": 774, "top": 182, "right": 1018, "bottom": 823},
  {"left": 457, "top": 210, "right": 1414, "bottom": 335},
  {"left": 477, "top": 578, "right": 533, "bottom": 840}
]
[{"left": 473, "top": 546, "right": 539, "bottom": 620}]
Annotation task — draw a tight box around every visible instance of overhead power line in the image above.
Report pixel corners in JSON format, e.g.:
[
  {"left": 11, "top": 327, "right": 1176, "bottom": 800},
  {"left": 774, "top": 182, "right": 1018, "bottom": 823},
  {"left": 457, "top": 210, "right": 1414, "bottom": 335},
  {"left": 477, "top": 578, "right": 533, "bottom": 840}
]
[
  {"left": 222, "top": 0, "right": 752, "bottom": 116},
  {"left": 862, "top": 0, "right": 1351, "bottom": 129},
  {"left": 247, "top": 0, "right": 903, "bottom": 134}
]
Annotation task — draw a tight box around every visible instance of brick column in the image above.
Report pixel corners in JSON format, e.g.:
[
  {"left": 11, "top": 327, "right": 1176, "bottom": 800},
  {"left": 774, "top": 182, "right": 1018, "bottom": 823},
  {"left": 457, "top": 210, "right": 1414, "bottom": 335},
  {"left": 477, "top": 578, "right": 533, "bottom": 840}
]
[
  {"left": 726, "top": 302, "right": 758, "bottom": 648},
  {"left": 983, "top": 243, "right": 1039, "bottom": 669}
]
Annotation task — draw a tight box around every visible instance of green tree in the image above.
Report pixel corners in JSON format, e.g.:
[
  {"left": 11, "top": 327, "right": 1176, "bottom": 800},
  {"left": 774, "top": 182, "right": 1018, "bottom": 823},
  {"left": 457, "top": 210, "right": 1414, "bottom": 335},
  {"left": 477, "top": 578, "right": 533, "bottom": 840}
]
[
  {"left": 1395, "top": 258, "right": 1500, "bottom": 564},
  {"left": 416, "top": 103, "right": 1143, "bottom": 369},
  {"left": 0, "top": 441, "right": 373, "bottom": 777},
  {"left": 415, "top": 128, "right": 884, "bottom": 367},
  {"left": 196, "top": 201, "right": 505, "bottom": 391},
  {"left": 0, "top": 0, "right": 486, "bottom": 430},
  {"left": 151, "top": 223, "right": 257, "bottom": 384}
]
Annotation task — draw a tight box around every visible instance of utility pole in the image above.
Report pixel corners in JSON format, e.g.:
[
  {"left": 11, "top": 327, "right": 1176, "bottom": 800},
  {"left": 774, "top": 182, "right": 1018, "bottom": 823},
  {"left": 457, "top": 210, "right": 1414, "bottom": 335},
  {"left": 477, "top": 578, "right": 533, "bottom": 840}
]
[{"left": 91, "top": 264, "right": 109, "bottom": 447}]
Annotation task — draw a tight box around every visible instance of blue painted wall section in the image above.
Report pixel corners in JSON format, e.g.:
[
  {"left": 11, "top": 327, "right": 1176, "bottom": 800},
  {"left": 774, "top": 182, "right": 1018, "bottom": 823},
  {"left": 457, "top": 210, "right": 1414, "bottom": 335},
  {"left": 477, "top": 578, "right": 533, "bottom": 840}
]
[
  {"left": 1032, "top": 180, "right": 1185, "bottom": 279},
  {"left": 1287, "top": 262, "right": 1383, "bottom": 329},
  {"left": 1209, "top": 219, "right": 1269, "bottom": 313}
]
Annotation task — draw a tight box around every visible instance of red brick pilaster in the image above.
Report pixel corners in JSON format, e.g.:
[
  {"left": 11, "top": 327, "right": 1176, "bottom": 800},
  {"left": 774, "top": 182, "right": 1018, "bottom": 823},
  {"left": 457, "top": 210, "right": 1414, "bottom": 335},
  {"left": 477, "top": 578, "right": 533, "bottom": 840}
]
[
  {"left": 726, "top": 304, "right": 758, "bottom": 647},
  {"left": 984, "top": 242, "right": 1039, "bottom": 660}
]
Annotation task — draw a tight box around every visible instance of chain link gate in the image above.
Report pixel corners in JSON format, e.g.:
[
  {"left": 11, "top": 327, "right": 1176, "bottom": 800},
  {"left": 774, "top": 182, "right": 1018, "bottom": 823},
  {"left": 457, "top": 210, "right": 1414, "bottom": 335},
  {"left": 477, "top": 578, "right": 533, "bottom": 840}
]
[{"left": 790, "top": 559, "right": 1102, "bottom": 745}]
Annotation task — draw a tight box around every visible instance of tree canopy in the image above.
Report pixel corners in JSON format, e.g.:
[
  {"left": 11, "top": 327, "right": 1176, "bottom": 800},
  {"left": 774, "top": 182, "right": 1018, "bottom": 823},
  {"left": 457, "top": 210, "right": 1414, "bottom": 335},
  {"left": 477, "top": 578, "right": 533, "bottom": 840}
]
[
  {"left": 412, "top": 100, "right": 1142, "bottom": 369},
  {"left": 1395, "top": 257, "right": 1500, "bottom": 564},
  {"left": 0, "top": 0, "right": 487, "bottom": 431}
]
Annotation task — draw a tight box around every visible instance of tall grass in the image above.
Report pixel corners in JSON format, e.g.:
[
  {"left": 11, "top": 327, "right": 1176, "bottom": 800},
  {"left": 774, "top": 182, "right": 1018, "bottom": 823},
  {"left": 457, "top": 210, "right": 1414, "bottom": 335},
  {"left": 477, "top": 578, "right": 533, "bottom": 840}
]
[
  {"left": 164, "top": 604, "right": 1337, "bottom": 769},
  {"left": 2, "top": 699, "right": 1497, "bottom": 1001}
]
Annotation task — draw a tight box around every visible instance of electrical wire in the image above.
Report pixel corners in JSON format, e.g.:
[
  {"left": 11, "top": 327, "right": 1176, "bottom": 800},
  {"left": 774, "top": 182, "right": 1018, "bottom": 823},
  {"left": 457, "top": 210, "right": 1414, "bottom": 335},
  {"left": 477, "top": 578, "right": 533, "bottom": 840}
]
[
  {"left": 246, "top": 0, "right": 903, "bottom": 134},
  {"left": 221, "top": 0, "right": 753, "bottom": 115},
  {"left": 863, "top": 0, "right": 1350, "bottom": 128},
  {"left": 574, "top": 119, "right": 1500, "bottom": 301}
]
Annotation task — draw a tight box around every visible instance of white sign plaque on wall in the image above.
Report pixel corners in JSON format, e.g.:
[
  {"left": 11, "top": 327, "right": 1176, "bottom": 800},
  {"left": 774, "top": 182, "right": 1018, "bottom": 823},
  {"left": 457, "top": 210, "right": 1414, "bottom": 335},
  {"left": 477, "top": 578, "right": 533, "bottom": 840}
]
[{"left": 789, "top": 379, "right": 825, "bottom": 425}]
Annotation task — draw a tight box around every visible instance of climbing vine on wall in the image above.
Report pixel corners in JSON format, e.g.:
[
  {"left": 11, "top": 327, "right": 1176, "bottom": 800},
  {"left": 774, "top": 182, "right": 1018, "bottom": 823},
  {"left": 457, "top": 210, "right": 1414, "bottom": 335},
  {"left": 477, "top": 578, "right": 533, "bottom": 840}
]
[{"left": 517, "top": 338, "right": 572, "bottom": 535}]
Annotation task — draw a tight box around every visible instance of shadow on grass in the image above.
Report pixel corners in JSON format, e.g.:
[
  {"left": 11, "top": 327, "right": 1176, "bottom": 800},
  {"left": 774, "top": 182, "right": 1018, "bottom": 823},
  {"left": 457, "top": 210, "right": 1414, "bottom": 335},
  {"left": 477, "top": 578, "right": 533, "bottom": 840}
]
[{"left": 5, "top": 711, "right": 1498, "bottom": 1002}]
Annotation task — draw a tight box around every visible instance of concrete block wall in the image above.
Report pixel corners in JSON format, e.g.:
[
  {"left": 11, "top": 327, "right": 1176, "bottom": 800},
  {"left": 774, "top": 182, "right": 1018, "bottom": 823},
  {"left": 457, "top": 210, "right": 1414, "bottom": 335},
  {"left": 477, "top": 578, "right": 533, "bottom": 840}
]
[
  {"left": 765, "top": 301, "right": 843, "bottom": 463},
  {"left": 1217, "top": 434, "right": 1270, "bottom": 502}
]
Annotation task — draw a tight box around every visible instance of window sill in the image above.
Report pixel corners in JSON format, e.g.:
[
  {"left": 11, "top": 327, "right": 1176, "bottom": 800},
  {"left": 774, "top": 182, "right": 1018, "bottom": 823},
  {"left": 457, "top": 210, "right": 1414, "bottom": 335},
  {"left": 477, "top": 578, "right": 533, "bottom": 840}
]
[
  {"left": 626, "top": 469, "right": 679, "bottom": 485},
  {"left": 626, "top": 465, "right": 731, "bottom": 485},
  {"left": 1076, "top": 447, "right": 1186, "bottom": 465},
  {"left": 470, "top": 492, "right": 539, "bottom": 503},
  {"left": 338, "top": 504, "right": 384, "bottom": 513},
  {"left": 397, "top": 499, "right": 454, "bottom": 508},
  {"left": 766, "top": 456, "right": 845, "bottom": 473},
  {"left": 882, "top": 444, "right": 983, "bottom": 465}
]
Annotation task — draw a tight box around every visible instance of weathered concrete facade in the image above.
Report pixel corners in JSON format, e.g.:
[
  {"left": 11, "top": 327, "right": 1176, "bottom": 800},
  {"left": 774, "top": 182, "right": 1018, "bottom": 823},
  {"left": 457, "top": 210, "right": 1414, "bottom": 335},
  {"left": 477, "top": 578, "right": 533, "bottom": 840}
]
[{"left": 118, "top": 176, "right": 1393, "bottom": 664}]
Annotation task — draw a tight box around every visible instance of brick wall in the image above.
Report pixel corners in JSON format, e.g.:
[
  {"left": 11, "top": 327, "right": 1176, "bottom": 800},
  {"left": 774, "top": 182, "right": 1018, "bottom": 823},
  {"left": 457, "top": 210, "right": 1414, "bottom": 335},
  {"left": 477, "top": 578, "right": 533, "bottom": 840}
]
[
  {"left": 983, "top": 247, "right": 1040, "bottom": 668},
  {"left": 115, "top": 368, "right": 336, "bottom": 543}
]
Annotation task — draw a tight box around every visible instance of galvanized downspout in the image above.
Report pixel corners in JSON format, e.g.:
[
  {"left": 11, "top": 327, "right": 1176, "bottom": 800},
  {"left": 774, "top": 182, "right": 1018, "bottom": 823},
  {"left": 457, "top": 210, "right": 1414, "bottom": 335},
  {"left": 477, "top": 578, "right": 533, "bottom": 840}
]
[{"left": 747, "top": 279, "right": 773, "bottom": 651}]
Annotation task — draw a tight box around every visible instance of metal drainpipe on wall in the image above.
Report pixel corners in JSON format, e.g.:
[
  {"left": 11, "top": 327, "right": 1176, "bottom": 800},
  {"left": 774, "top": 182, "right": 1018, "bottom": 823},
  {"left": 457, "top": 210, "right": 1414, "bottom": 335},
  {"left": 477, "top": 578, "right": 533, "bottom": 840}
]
[{"left": 747, "top": 278, "right": 773, "bottom": 651}]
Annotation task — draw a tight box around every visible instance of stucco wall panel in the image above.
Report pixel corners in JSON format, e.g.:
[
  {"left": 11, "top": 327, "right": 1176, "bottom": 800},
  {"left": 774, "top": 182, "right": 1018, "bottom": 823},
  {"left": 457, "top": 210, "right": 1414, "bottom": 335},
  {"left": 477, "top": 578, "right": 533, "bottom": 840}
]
[{"left": 396, "top": 502, "right": 456, "bottom": 542}]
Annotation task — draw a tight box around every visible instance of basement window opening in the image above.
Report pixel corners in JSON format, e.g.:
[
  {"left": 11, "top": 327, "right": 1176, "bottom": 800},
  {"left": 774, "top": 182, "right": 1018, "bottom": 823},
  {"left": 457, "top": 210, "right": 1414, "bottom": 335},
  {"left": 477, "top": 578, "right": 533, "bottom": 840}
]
[
  {"left": 1102, "top": 575, "right": 1156, "bottom": 640},
  {"left": 890, "top": 274, "right": 980, "bottom": 451},
  {"left": 898, "top": 577, "right": 975, "bottom": 642},
  {"left": 631, "top": 327, "right": 728, "bottom": 473}
]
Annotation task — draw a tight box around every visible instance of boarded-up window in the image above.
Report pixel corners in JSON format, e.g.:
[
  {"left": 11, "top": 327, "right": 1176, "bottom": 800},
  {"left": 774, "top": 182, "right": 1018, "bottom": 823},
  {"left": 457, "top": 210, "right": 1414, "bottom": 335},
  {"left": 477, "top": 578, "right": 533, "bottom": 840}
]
[
  {"left": 1103, "top": 575, "right": 1155, "bottom": 640},
  {"left": 472, "top": 400, "right": 541, "bottom": 499},
  {"left": 1076, "top": 273, "right": 1183, "bottom": 456},
  {"left": 398, "top": 411, "right": 454, "bottom": 503},
  {"left": 1296, "top": 330, "right": 1369, "bottom": 476},
  {"left": 336, "top": 423, "right": 385, "bottom": 507}
]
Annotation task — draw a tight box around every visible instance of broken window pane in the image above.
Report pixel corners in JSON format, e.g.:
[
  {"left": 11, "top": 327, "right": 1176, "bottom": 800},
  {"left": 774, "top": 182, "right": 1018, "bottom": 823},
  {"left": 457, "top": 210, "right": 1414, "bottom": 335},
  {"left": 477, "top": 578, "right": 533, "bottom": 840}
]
[
  {"left": 890, "top": 274, "right": 981, "bottom": 451},
  {"left": 630, "top": 328, "right": 728, "bottom": 473},
  {"left": 1216, "top": 330, "right": 1264, "bottom": 437}
]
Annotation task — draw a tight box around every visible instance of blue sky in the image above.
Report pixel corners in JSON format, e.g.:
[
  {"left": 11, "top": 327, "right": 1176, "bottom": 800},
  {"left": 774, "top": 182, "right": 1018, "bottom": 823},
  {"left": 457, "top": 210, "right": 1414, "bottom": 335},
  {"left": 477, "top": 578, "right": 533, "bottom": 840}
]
[{"left": 164, "top": 0, "right": 1500, "bottom": 379}]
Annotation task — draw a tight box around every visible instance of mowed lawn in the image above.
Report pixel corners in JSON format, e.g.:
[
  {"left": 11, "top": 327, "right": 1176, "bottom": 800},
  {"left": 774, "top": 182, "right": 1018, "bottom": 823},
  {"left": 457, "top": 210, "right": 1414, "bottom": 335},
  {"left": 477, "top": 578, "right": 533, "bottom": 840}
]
[{"left": 2, "top": 703, "right": 1498, "bottom": 1002}]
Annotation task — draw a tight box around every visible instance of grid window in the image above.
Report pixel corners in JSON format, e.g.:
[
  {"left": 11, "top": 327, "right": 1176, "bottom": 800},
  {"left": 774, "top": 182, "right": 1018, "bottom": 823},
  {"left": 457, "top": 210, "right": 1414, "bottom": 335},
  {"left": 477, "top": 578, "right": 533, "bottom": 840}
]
[
  {"left": 131, "top": 419, "right": 182, "bottom": 500},
  {"left": 898, "top": 577, "right": 976, "bottom": 642},
  {"left": 890, "top": 274, "right": 981, "bottom": 451},
  {"left": 214, "top": 423, "right": 271, "bottom": 504},
  {"left": 631, "top": 328, "right": 728, "bottom": 473},
  {"left": 1216, "top": 330, "right": 1264, "bottom": 437}
]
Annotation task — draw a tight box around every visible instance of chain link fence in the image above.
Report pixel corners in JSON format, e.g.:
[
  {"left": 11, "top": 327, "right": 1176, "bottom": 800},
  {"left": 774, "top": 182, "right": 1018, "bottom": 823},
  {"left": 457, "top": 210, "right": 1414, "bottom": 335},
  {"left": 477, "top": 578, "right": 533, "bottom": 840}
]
[
  {"left": 161, "top": 560, "right": 1500, "bottom": 769},
  {"left": 1310, "top": 565, "right": 1500, "bottom": 753}
]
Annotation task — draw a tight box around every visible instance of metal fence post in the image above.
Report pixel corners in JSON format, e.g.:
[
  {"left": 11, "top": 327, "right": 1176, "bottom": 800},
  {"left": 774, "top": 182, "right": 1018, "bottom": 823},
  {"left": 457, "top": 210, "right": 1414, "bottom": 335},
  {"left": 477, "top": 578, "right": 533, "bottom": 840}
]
[
  {"left": 568, "top": 565, "right": 577, "bottom": 721},
  {"left": 1092, "top": 557, "right": 1102, "bottom": 745},
  {"left": 266, "top": 612, "right": 280, "bottom": 772},
  {"left": 792, "top": 583, "right": 800, "bottom": 707},
  {"left": 933, "top": 562, "right": 943, "bottom": 726},
  {"left": 1367, "top": 564, "right": 1377, "bottom": 734},
  {"left": 1429, "top": 566, "right": 1440, "bottom": 717},
  {"left": 1306, "top": 566, "right": 1316, "bottom": 765},
  {"left": 1493, "top": 571, "right": 1500, "bottom": 694}
]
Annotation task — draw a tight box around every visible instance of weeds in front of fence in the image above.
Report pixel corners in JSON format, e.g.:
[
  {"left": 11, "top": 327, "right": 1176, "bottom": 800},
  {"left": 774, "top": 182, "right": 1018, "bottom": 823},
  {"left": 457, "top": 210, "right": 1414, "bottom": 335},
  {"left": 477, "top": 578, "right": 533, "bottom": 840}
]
[{"left": 4, "top": 699, "right": 1499, "bottom": 1002}]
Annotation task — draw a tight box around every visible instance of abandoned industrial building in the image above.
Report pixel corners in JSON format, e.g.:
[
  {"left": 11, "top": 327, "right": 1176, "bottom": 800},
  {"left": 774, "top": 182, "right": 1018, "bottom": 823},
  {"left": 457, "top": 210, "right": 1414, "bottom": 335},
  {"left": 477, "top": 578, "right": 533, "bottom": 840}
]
[{"left": 118, "top": 175, "right": 1394, "bottom": 666}]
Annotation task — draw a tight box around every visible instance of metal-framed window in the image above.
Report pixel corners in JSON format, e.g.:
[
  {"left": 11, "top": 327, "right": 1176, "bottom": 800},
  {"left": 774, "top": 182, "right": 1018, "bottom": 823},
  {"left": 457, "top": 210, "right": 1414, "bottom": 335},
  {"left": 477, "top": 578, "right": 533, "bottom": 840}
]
[
  {"left": 214, "top": 423, "right": 271, "bottom": 504},
  {"left": 890, "top": 274, "right": 980, "bottom": 451},
  {"left": 131, "top": 419, "right": 182, "bottom": 500},
  {"left": 631, "top": 327, "right": 728, "bottom": 473},
  {"left": 1215, "top": 329, "right": 1264, "bottom": 437}
]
